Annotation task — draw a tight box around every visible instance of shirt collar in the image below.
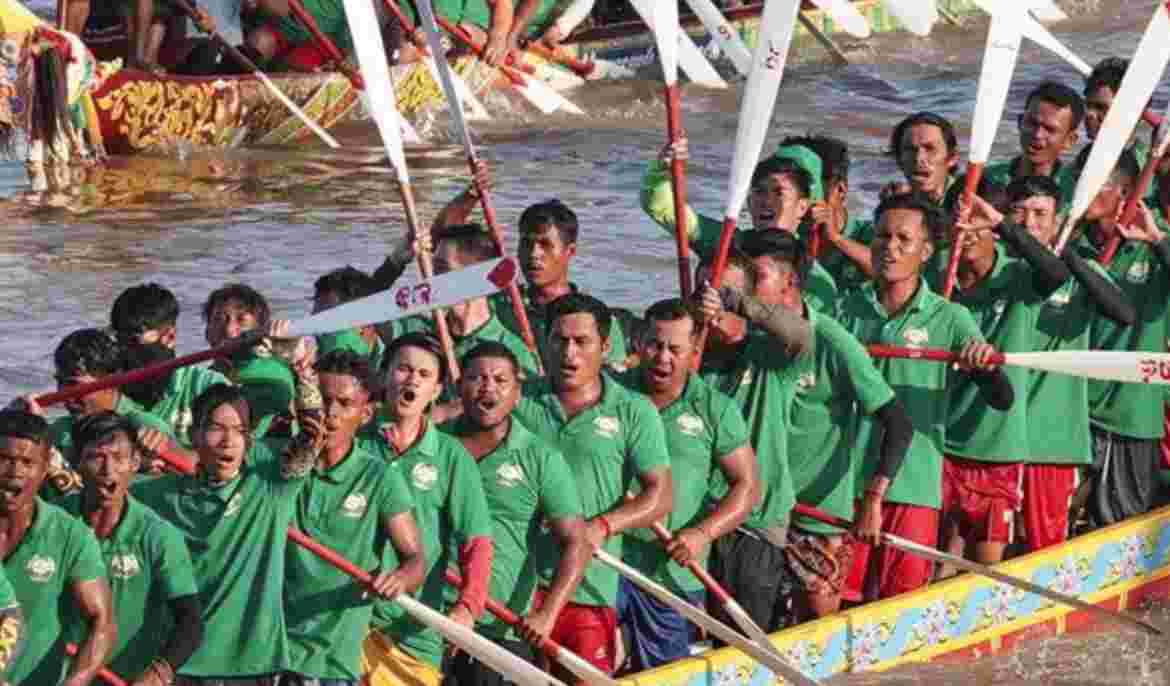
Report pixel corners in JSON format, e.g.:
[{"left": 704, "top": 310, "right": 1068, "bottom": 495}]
[{"left": 863, "top": 277, "right": 935, "bottom": 318}]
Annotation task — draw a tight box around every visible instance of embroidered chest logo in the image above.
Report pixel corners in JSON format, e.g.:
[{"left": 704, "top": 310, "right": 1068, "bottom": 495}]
[
  {"left": 676, "top": 413, "right": 705, "bottom": 437},
  {"left": 796, "top": 371, "right": 816, "bottom": 392},
  {"left": 109, "top": 554, "right": 141, "bottom": 580},
  {"left": 992, "top": 299, "right": 1007, "bottom": 316},
  {"left": 412, "top": 463, "right": 439, "bottom": 492},
  {"left": 903, "top": 327, "right": 929, "bottom": 347},
  {"left": 25, "top": 555, "right": 56, "bottom": 583},
  {"left": 172, "top": 408, "right": 194, "bottom": 436},
  {"left": 1047, "top": 288, "right": 1071, "bottom": 307},
  {"left": 341, "top": 493, "right": 368, "bottom": 519},
  {"left": 224, "top": 493, "right": 242, "bottom": 518},
  {"left": 738, "top": 368, "right": 753, "bottom": 388},
  {"left": 495, "top": 463, "right": 525, "bottom": 488},
  {"left": 1127, "top": 259, "right": 1150, "bottom": 284},
  {"left": 593, "top": 416, "right": 620, "bottom": 439}
]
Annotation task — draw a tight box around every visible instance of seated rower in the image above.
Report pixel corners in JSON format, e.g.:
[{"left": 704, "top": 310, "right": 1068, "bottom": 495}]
[
  {"left": 61, "top": 0, "right": 211, "bottom": 70},
  {"left": 242, "top": 0, "right": 353, "bottom": 72}
]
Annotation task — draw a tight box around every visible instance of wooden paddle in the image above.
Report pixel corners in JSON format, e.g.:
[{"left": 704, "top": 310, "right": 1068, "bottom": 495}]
[
  {"left": 65, "top": 644, "right": 126, "bottom": 686},
  {"left": 1098, "top": 101, "right": 1170, "bottom": 265},
  {"left": 1053, "top": 2, "right": 1170, "bottom": 254},
  {"left": 791, "top": 503, "right": 1164, "bottom": 637},
  {"left": 867, "top": 344, "right": 1170, "bottom": 385},
  {"left": 628, "top": 0, "right": 727, "bottom": 89},
  {"left": 683, "top": 0, "right": 753, "bottom": 75}
]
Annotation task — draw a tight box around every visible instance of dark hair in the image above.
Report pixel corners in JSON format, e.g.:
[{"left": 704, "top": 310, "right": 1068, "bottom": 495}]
[
  {"left": 739, "top": 230, "right": 805, "bottom": 269},
  {"left": 643, "top": 298, "right": 697, "bottom": 335},
  {"left": 548, "top": 292, "right": 612, "bottom": 342},
  {"left": 519, "top": 200, "right": 579, "bottom": 246},
  {"left": 750, "top": 157, "right": 812, "bottom": 198},
  {"left": 781, "top": 135, "right": 850, "bottom": 185},
  {"left": 461, "top": 341, "right": 520, "bottom": 378},
  {"left": 0, "top": 410, "right": 50, "bottom": 448},
  {"left": 71, "top": 412, "right": 140, "bottom": 465},
  {"left": 889, "top": 111, "right": 958, "bottom": 157},
  {"left": 435, "top": 223, "right": 500, "bottom": 265},
  {"left": 202, "top": 284, "right": 271, "bottom": 330},
  {"left": 1025, "top": 80, "right": 1086, "bottom": 131},
  {"left": 110, "top": 283, "right": 179, "bottom": 338},
  {"left": 874, "top": 192, "right": 949, "bottom": 245},
  {"left": 943, "top": 177, "right": 1007, "bottom": 216},
  {"left": 384, "top": 332, "right": 448, "bottom": 384},
  {"left": 190, "top": 384, "right": 252, "bottom": 442},
  {"left": 315, "top": 349, "right": 374, "bottom": 394},
  {"left": 54, "top": 328, "right": 124, "bottom": 380},
  {"left": 696, "top": 247, "right": 759, "bottom": 294},
  {"left": 1006, "top": 175, "right": 1061, "bottom": 206},
  {"left": 314, "top": 266, "right": 375, "bottom": 304},
  {"left": 1085, "top": 57, "right": 1128, "bottom": 97}
]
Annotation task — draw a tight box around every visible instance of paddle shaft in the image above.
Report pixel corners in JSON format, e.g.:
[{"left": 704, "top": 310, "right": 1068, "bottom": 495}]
[
  {"left": 521, "top": 40, "right": 595, "bottom": 78},
  {"left": 65, "top": 643, "right": 127, "bottom": 686},
  {"left": 286, "top": 0, "right": 365, "bottom": 88},
  {"left": 693, "top": 217, "right": 738, "bottom": 366},
  {"left": 434, "top": 14, "right": 529, "bottom": 87},
  {"left": 665, "top": 83, "right": 693, "bottom": 298},
  {"left": 942, "top": 162, "right": 985, "bottom": 299},
  {"left": 1099, "top": 125, "right": 1168, "bottom": 265}
]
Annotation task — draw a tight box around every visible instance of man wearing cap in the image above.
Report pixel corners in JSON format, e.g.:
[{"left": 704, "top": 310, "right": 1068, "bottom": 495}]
[
  {"left": 642, "top": 142, "right": 839, "bottom": 312},
  {"left": 311, "top": 266, "right": 387, "bottom": 372}
]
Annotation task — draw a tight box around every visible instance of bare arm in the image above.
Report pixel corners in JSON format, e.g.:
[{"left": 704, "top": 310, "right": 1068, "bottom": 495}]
[
  {"left": 590, "top": 466, "right": 671, "bottom": 542},
  {"left": 827, "top": 233, "right": 875, "bottom": 279},
  {"left": 667, "top": 444, "right": 756, "bottom": 568},
  {"left": 370, "top": 511, "right": 427, "bottom": 598},
  {"left": 518, "top": 515, "right": 589, "bottom": 645},
  {"left": 63, "top": 578, "right": 116, "bottom": 686}
]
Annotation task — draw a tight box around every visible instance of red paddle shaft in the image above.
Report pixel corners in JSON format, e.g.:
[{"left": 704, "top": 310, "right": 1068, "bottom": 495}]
[
  {"left": 286, "top": 0, "right": 366, "bottom": 88},
  {"left": 866, "top": 343, "right": 1006, "bottom": 365},
  {"left": 433, "top": 15, "right": 531, "bottom": 87},
  {"left": 443, "top": 570, "right": 563, "bottom": 658},
  {"left": 664, "top": 83, "right": 693, "bottom": 298},
  {"left": 941, "top": 161, "right": 985, "bottom": 299},
  {"left": 1098, "top": 144, "right": 1165, "bottom": 265},
  {"left": 64, "top": 643, "right": 128, "bottom": 686},
  {"left": 792, "top": 503, "right": 850, "bottom": 529},
  {"left": 522, "top": 40, "right": 594, "bottom": 78},
  {"left": 648, "top": 522, "right": 733, "bottom": 604}
]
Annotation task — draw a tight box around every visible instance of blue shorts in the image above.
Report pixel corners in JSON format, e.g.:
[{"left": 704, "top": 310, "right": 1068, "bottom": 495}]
[{"left": 616, "top": 577, "right": 704, "bottom": 672}]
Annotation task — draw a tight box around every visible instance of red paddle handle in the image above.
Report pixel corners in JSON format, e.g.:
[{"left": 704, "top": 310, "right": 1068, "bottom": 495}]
[
  {"left": 693, "top": 217, "right": 740, "bottom": 367},
  {"left": 156, "top": 449, "right": 197, "bottom": 475},
  {"left": 444, "top": 570, "right": 560, "bottom": 658},
  {"left": 434, "top": 15, "right": 528, "bottom": 87},
  {"left": 866, "top": 344, "right": 1006, "bottom": 366},
  {"left": 1144, "top": 109, "right": 1163, "bottom": 128},
  {"left": 522, "top": 40, "right": 594, "bottom": 78},
  {"left": 665, "top": 83, "right": 693, "bottom": 298},
  {"left": 65, "top": 643, "right": 128, "bottom": 686},
  {"left": 380, "top": 0, "right": 429, "bottom": 53},
  {"left": 287, "top": 527, "right": 375, "bottom": 584},
  {"left": 792, "top": 503, "right": 851, "bottom": 530},
  {"left": 1099, "top": 143, "right": 1164, "bottom": 265},
  {"left": 942, "top": 161, "right": 985, "bottom": 299},
  {"left": 286, "top": 0, "right": 365, "bottom": 88},
  {"left": 648, "top": 522, "right": 732, "bottom": 604}
]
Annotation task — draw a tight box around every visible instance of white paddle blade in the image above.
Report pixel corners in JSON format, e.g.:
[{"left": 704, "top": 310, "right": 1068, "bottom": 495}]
[
  {"left": 1005, "top": 351, "right": 1170, "bottom": 385},
  {"left": 722, "top": 0, "right": 801, "bottom": 220},
  {"left": 517, "top": 73, "right": 583, "bottom": 114},
  {"left": 630, "top": 0, "right": 727, "bottom": 89},
  {"left": 342, "top": 0, "right": 408, "bottom": 179},
  {"left": 807, "top": 0, "right": 872, "bottom": 37},
  {"left": 416, "top": 0, "right": 478, "bottom": 149},
  {"left": 1064, "top": 4, "right": 1170, "bottom": 231},
  {"left": 883, "top": 0, "right": 936, "bottom": 35},
  {"left": 1028, "top": 0, "right": 1067, "bottom": 23},
  {"left": 684, "top": 0, "right": 753, "bottom": 75},
  {"left": 967, "top": 9, "right": 1025, "bottom": 165},
  {"left": 254, "top": 71, "right": 341, "bottom": 148},
  {"left": 425, "top": 56, "right": 491, "bottom": 121},
  {"left": 650, "top": 0, "right": 680, "bottom": 84},
  {"left": 286, "top": 257, "right": 516, "bottom": 337},
  {"left": 396, "top": 596, "right": 567, "bottom": 686},
  {"left": 971, "top": 0, "right": 1090, "bottom": 74}
]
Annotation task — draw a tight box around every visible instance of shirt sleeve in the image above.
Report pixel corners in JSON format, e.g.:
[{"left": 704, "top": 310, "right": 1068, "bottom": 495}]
[
  {"left": 639, "top": 159, "right": 726, "bottom": 261},
  {"left": 536, "top": 447, "right": 582, "bottom": 521},
  {"left": 376, "top": 461, "right": 415, "bottom": 520},
  {"left": 66, "top": 520, "right": 107, "bottom": 584},
  {"left": 446, "top": 448, "right": 494, "bottom": 544},
  {"left": 151, "top": 518, "right": 200, "bottom": 600},
  {"left": 948, "top": 302, "right": 986, "bottom": 347},
  {"left": 0, "top": 569, "right": 16, "bottom": 610},
  {"left": 711, "top": 391, "right": 749, "bottom": 459},
  {"left": 626, "top": 397, "right": 671, "bottom": 476},
  {"left": 826, "top": 323, "right": 896, "bottom": 414}
]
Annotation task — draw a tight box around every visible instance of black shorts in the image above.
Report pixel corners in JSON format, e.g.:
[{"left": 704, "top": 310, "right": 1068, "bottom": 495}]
[
  {"left": 1086, "top": 428, "right": 1161, "bottom": 527},
  {"left": 441, "top": 638, "right": 537, "bottom": 686},
  {"left": 707, "top": 528, "right": 798, "bottom": 636}
]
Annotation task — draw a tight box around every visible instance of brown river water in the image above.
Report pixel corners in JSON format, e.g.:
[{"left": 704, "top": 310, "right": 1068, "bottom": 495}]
[{"left": 4, "top": 0, "right": 1170, "bottom": 682}]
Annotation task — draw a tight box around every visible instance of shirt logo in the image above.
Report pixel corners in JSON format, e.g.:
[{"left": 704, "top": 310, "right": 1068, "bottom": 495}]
[
  {"left": 495, "top": 463, "right": 525, "bottom": 488},
  {"left": 738, "top": 368, "right": 753, "bottom": 388},
  {"left": 109, "top": 554, "right": 141, "bottom": 580},
  {"left": 903, "top": 327, "right": 929, "bottom": 347},
  {"left": 676, "top": 413, "right": 705, "bottom": 437},
  {"left": 1127, "top": 260, "right": 1150, "bottom": 284},
  {"left": 25, "top": 555, "right": 56, "bottom": 583},
  {"left": 993, "top": 299, "right": 1007, "bottom": 316},
  {"left": 341, "top": 493, "right": 368, "bottom": 519},
  {"left": 1047, "top": 288, "right": 1071, "bottom": 307},
  {"left": 224, "top": 493, "right": 242, "bottom": 518},
  {"left": 412, "top": 463, "right": 439, "bottom": 492},
  {"left": 593, "top": 416, "right": 620, "bottom": 439},
  {"left": 172, "top": 408, "right": 194, "bottom": 436},
  {"left": 796, "top": 371, "right": 816, "bottom": 392}
]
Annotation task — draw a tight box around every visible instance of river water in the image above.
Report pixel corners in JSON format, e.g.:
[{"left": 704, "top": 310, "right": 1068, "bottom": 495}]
[{"left": 3, "top": 0, "right": 1170, "bottom": 682}]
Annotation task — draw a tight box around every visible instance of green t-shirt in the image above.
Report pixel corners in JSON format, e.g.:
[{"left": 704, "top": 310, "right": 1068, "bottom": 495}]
[
  {"left": 390, "top": 312, "right": 541, "bottom": 393},
  {"left": 699, "top": 333, "right": 801, "bottom": 531},
  {"left": 983, "top": 156, "right": 1078, "bottom": 211},
  {"left": 1077, "top": 235, "right": 1170, "bottom": 439},
  {"left": 818, "top": 216, "right": 875, "bottom": 295},
  {"left": 836, "top": 280, "right": 984, "bottom": 509},
  {"left": 617, "top": 371, "right": 749, "bottom": 594},
  {"left": 49, "top": 395, "right": 174, "bottom": 461},
  {"left": 4, "top": 498, "right": 106, "bottom": 686},
  {"left": 443, "top": 417, "right": 582, "bottom": 640},
  {"left": 355, "top": 419, "right": 492, "bottom": 668},
  {"left": 58, "top": 494, "right": 198, "bottom": 679},
  {"left": 487, "top": 285, "right": 629, "bottom": 371},
  {"left": 274, "top": 0, "right": 352, "bottom": 52},
  {"left": 132, "top": 441, "right": 307, "bottom": 677},
  {"left": 285, "top": 443, "right": 414, "bottom": 680},
  {"left": 316, "top": 329, "right": 386, "bottom": 374},
  {"left": 149, "top": 366, "right": 230, "bottom": 445},
  {"left": 788, "top": 306, "right": 895, "bottom": 534},
  {"left": 224, "top": 352, "right": 296, "bottom": 439},
  {"left": 512, "top": 373, "right": 671, "bottom": 607},
  {"left": 935, "top": 245, "right": 1037, "bottom": 463}
]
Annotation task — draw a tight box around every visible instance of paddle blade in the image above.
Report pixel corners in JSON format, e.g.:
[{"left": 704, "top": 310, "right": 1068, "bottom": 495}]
[
  {"left": 1005, "top": 351, "right": 1170, "bottom": 385},
  {"left": 1063, "top": 4, "right": 1170, "bottom": 235},
  {"left": 416, "top": 0, "right": 478, "bottom": 148},
  {"left": 723, "top": 0, "right": 801, "bottom": 220},
  {"left": 341, "top": 0, "right": 408, "bottom": 179},
  {"left": 1028, "top": 0, "right": 1067, "bottom": 23},
  {"left": 630, "top": 0, "right": 727, "bottom": 89},
  {"left": 684, "top": 0, "right": 753, "bottom": 75},
  {"left": 650, "top": 0, "right": 680, "bottom": 84},
  {"left": 807, "top": 0, "right": 872, "bottom": 37},
  {"left": 972, "top": 0, "right": 1090, "bottom": 74},
  {"left": 512, "top": 70, "right": 582, "bottom": 114},
  {"left": 883, "top": 0, "right": 936, "bottom": 35},
  {"left": 286, "top": 257, "right": 514, "bottom": 337},
  {"left": 967, "top": 9, "right": 1024, "bottom": 166}
]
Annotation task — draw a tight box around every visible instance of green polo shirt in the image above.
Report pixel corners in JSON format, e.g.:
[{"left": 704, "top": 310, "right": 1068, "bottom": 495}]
[
  {"left": 984, "top": 157, "right": 1077, "bottom": 211},
  {"left": 1076, "top": 234, "right": 1170, "bottom": 439},
  {"left": 356, "top": 419, "right": 492, "bottom": 668},
  {"left": 443, "top": 417, "right": 582, "bottom": 640},
  {"left": 617, "top": 371, "right": 749, "bottom": 594},
  {"left": 49, "top": 395, "right": 174, "bottom": 460},
  {"left": 316, "top": 329, "right": 386, "bottom": 374},
  {"left": 640, "top": 159, "right": 839, "bottom": 313},
  {"left": 789, "top": 306, "right": 895, "bottom": 534},
  {"left": 1026, "top": 268, "right": 1108, "bottom": 464},
  {"left": 273, "top": 0, "right": 352, "bottom": 52},
  {"left": 512, "top": 373, "right": 671, "bottom": 607},
  {"left": 285, "top": 443, "right": 414, "bottom": 680},
  {"left": 224, "top": 351, "right": 296, "bottom": 439},
  {"left": 836, "top": 280, "right": 984, "bottom": 509},
  {"left": 390, "top": 312, "right": 541, "bottom": 388},
  {"left": 699, "top": 332, "right": 801, "bottom": 532},
  {"left": 132, "top": 440, "right": 307, "bottom": 677},
  {"left": 933, "top": 245, "right": 1036, "bottom": 463},
  {"left": 487, "top": 285, "right": 629, "bottom": 371},
  {"left": 58, "top": 494, "right": 198, "bottom": 678},
  {"left": 148, "top": 366, "right": 230, "bottom": 445},
  {"left": 4, "top": 498, "right": 106, "bottom": 686},
  {"left": 818, "top": 216, "right": 875, "bottom": 295}
]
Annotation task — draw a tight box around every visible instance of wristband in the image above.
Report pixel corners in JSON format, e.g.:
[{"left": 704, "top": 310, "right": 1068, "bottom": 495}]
[{"left": 596, "top": 515, "right": 612, "bottom": 539}]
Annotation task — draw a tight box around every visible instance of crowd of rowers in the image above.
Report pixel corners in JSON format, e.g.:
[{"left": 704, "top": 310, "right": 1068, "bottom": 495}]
[{"left": 0, "top": 54, "right": 1168, "bottom": 686}]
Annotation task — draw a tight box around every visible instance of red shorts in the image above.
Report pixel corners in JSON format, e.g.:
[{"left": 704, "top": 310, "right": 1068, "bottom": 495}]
[
  {"left": 1020, "top": 463, "right": 1078, "bottom": 552},
  {"left": 844, "top": 501, "right": 938, "bottom": 602},
  {"left": 1161, "top": 404, "right": 1170, "bottom": 469},
  {"left": 262, "top": 23, "right": 331, "bottom": 71},
  {"left": 531, "top": 588, "right": 617, "bottom": 675},
  {"left": 941, "top": 455, "right": 1022, "bottom": 544}
]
